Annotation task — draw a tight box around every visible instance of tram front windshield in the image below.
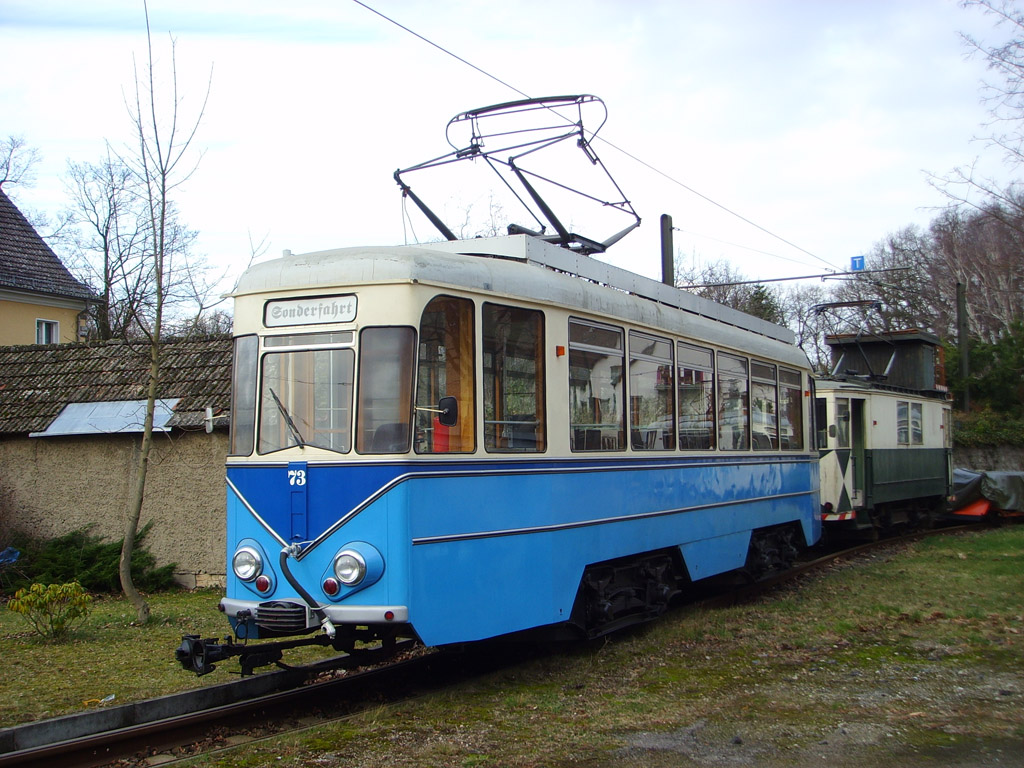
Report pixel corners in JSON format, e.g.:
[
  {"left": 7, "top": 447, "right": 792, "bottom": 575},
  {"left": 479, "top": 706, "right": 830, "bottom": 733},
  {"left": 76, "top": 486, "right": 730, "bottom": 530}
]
[{"left": 258, "top": 333, "right": 354, "bottom": 454}]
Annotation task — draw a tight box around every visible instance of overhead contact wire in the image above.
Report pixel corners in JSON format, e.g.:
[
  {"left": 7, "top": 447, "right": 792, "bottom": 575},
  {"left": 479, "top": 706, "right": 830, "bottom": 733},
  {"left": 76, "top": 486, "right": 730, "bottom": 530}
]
[{"left": 352, "top": 0, "right": 838, "bottom": 273}]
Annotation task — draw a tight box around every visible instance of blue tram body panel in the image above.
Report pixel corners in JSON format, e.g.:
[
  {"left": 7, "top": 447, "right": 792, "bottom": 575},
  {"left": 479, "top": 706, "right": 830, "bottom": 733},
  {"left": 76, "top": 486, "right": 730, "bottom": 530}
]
[
  {"left": 193, "top": 223, "right": 826, "bottom": 678},
  {"left": 224, "top": 456, "right": 819, "bottom": 647}
]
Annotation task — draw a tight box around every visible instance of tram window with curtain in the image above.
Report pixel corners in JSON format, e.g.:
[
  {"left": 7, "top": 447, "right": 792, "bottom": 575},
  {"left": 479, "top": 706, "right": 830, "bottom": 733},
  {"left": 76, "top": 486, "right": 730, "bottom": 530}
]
[
  {"left": 414, "top": 297, "right": 475, "bottom": 454},
  {"left": 779, "top": 368, "right": 804, "bottom": 450},
  {"left": 569, "top": 319, "right": 625, "bottom": 451},
  {"left": 483, "top": 303, "right": 546, "bottom": 452},
  {"left": 356, "top": 327, "right": 416, "bottom": 454},
  {"left": 717, "top": 352, "right": 750, "bottom": 450},
  {"left": 628, "top": 331, "right": 675, "bottom": 450},
  {"left": 750, "top": 360, "right": 778, "bottom": 450},
  {"left": 677, "top": 342, "right": 714, "bottom": 450}
]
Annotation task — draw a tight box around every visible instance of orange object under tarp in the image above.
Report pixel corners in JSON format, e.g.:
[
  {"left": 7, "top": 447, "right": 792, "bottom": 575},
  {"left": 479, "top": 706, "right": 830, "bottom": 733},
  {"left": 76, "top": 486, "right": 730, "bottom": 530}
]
[{"left": 953, "top": 499, "right": 991, "bottom": 517}]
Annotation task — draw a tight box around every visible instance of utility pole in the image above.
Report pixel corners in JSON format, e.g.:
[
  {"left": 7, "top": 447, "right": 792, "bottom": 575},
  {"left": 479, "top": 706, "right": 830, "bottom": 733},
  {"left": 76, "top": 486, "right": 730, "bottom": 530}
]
[{"left": 661, "top": 214, "right": 674, "bottom": 286}]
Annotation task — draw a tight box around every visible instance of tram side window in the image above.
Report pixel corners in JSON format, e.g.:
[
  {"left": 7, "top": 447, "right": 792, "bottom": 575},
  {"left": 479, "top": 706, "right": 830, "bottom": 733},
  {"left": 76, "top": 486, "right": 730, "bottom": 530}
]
[
  {"left": 750, "top": 361, "right": 778, "bottom": 450},
  {"left": 415, "top": 297, "right": 475, "bottom": 454},
  {"left": 484, "top": 303, "right": 546, "bottom": 452},
  {"left": 717, "top": 353, "right": 750, "bottom": 450},
  {"left": 258, "top": 346, "right": 354, "bottom": 454},
  {"left": 897, "top": 400, "right": 923, "bottom": 445},
  {"left": 356, "top": 327, "right": 416, "bottom": 453},
  {"left": 628, "top": 331, "right": 675, "bottom": 450},
  {"left": 814, "top": 397, "right": 828, "bottom": 449},
  {"left": 677, "top": 342, "right": 714, "bottom": 450},
  {"left": 569, "top": 320, "right": 625, "bottom": 451},
  {"left": 230, "top": 334, "right": 258, "bottom": 455},
  {"left": 836, "top": 397, "right": 851, "bottom": 448},
  {"left": 779, "top": 368, "right": 804, "bottom": 450}
]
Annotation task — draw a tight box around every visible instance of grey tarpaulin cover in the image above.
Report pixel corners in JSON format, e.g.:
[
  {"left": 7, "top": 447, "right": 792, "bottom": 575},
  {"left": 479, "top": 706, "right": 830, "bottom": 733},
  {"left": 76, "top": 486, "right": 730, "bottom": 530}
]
[{"left": 952, "top": 468, "right": 1024, "bottom": 512}]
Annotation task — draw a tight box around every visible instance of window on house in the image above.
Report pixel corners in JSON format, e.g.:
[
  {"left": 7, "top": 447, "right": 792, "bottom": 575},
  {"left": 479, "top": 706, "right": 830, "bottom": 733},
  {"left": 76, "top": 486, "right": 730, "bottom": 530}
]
[{"left": 36, "top": 320, "right": 58, "bottom": 345}]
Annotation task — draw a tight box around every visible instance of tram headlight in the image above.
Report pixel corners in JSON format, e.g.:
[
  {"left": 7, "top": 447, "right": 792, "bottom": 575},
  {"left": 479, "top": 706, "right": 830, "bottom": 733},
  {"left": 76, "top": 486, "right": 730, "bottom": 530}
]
[
  {"left": 232, "top": 546, "right": 263, "bottom": 582},
  {"left": 333, "top": 549, "right": 367, "bottom": 586}
]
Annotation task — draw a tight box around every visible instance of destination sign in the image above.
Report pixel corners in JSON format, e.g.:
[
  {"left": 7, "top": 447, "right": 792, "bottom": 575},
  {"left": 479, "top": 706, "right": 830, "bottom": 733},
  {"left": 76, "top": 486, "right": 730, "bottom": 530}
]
[{"left": 264, "top": 295, "right": 357, "bottom": 327}]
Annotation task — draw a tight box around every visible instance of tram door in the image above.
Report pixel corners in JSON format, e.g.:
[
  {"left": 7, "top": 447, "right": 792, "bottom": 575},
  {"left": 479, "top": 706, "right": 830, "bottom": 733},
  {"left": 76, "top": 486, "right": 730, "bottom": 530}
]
[
  {"left": 849, "top": 399, "right": 866, "bottom": 507},
  {"left": 835, "top": 397, "right": 867, "bottom": 509}
]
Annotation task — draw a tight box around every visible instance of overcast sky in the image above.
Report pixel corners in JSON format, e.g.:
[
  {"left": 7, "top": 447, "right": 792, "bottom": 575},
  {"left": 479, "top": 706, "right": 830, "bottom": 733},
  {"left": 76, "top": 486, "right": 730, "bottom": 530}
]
[{"left": 0, "top": 0, "right": 1014, "bottom": 291}]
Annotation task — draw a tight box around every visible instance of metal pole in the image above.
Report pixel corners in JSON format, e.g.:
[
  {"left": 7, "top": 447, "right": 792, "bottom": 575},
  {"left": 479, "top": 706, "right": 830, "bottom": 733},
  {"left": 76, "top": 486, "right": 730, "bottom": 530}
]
[{"left": 660, "top": 214, "right": 674, "bottom": 286}]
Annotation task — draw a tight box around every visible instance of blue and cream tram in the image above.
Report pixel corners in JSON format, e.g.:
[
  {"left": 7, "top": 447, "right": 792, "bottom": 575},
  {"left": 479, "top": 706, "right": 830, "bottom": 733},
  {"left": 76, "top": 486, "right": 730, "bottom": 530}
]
[{"left": 184, "top": 234, "right": 820, "bottom": 673}]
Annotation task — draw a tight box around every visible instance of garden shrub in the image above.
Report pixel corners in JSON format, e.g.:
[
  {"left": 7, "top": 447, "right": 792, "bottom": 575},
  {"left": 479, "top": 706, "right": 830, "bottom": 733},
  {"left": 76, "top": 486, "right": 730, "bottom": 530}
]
[
  {"left": 8, "top": 582, "right": 93, "bottom": 641},
  {"left": 953, "top": 408, "right": 1024, "bottom": 448},
  {"left": 3, "top": 522, "right": 178, "bottom": 595}
]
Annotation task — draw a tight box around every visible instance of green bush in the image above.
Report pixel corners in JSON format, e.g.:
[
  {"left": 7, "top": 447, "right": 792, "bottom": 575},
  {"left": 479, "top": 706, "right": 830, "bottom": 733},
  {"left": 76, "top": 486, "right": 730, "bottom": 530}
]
[
  {"left": 8, "top": 582, "right": 93, "bottom": 641},
  {"left": 3, "top": 522, "right": 178, "bottom": 595},
  {"left": 953, "top": 408, "right": 1024, "bottom": 448}
]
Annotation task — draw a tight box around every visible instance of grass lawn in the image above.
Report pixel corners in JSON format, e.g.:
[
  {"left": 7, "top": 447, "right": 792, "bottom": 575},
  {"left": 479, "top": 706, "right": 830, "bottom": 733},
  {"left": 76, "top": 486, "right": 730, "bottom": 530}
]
[{"left": 2, "top": 527, "right": 1022, "bottom": 767}]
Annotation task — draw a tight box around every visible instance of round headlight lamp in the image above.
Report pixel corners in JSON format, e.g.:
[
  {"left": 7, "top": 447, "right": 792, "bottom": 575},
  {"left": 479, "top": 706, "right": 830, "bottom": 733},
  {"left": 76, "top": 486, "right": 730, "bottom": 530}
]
[
  {"left": 333, "top": 550, "right": 367, "bottom": 586},
  {"left": 232, "top": 546, "right": 263, "bottom": 582}
]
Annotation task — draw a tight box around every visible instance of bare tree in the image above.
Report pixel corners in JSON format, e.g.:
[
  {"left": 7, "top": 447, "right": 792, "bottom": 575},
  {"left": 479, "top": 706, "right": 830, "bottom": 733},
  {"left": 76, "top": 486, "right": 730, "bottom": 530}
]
[
  {"left": 0, "top": 135, "right": 40, "bottom": 189},
  {"left": 63, "top": 153, "right": 148, "bottom": 340},
  {"left": 117, "top": 4, "right": 211, "bottom": 623},
  {"left": 928, "top": 201, "right": 1024, "bottom": 343},
  {"left": 830, "top": 226, "right": 936, "bottom": 335},
  {"left": 675, "top": 258, "right": 786, "bottom": 323},
  {"left": 778, "top": 282, "right": 832, "bottom": 371},
  {"left": 930, "top": 1, "right": 1024, "bottom": 216}
]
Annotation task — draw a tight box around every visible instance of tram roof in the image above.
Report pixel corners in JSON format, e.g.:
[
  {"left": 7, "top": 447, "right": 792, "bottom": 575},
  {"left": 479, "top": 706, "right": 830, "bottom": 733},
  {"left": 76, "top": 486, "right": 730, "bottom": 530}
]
[{"left": 233, "top": 235, "right": 807, "bottom": 368}]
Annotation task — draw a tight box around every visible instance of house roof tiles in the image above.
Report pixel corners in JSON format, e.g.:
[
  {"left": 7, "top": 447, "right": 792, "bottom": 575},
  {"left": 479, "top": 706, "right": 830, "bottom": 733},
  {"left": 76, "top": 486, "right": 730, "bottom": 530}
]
[
  {"left": 0, "top": 334, "right": 232, "bottom": 434},
  {"left": 0, "top": 187, "right": 95, "bottom": 301}
]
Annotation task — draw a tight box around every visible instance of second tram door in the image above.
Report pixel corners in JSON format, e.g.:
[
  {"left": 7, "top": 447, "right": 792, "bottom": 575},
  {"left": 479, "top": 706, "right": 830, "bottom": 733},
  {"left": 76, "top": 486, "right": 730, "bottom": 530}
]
[
  {"left": 836, "top": 397, "right": 867, "bottom": 510},
  {"left": 850, "top": 399, "right": 866, "bottom": 508}
]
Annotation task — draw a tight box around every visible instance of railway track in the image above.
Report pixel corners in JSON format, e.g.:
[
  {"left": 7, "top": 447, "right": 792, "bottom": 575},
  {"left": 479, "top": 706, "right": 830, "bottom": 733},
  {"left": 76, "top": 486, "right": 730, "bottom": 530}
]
[{"left": 0, "top": 523, "right": 988, "bottom": 768}]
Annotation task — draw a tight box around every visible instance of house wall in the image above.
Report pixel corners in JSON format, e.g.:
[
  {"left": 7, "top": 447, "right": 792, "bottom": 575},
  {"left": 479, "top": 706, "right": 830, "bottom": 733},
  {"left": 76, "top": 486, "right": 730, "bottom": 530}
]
[
  {"left": 0, "top": 429, "right": 228, "bottom": 588},
  {"left": 0, "top": 298, "right": 83, "bottom": 345}
]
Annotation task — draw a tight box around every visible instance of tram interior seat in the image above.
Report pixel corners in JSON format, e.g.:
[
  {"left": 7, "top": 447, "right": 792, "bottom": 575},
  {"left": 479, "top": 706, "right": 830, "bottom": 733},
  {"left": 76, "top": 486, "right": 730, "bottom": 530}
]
[
  {"left": 371, "top": 422, "right": 409, "bottom": 452},
  {"left": 629, "top": 430, "right": 652, "bottom": 449},
  {"left": 505, "top": 416, "right": 538, "bottom": 450},
  {"left": 572, "top": 428, "right": 603, "bottom": 451}
]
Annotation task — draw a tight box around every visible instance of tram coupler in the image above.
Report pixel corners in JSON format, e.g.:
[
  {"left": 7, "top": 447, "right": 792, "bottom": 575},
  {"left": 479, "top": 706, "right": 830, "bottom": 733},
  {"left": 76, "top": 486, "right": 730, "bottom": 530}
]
[{"left": 175, "top": 634, "right": 246, "bottom": 676}]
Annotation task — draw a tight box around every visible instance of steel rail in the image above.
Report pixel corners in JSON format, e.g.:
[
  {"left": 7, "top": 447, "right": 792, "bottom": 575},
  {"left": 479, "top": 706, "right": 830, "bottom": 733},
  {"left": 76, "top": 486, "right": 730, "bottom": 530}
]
[{"left": 0, "top": 641, "right": 424, "bottom": 768}]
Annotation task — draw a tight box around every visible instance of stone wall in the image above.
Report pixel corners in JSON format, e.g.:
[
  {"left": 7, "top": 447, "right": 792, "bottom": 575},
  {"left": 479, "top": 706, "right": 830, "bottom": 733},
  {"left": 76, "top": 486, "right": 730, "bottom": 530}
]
[
  {"left": 953, "top": 446, "right": 1024, "bottom": 472},
  {"left": 0, "top": 429, "right": 227, "bottom": 588}
]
